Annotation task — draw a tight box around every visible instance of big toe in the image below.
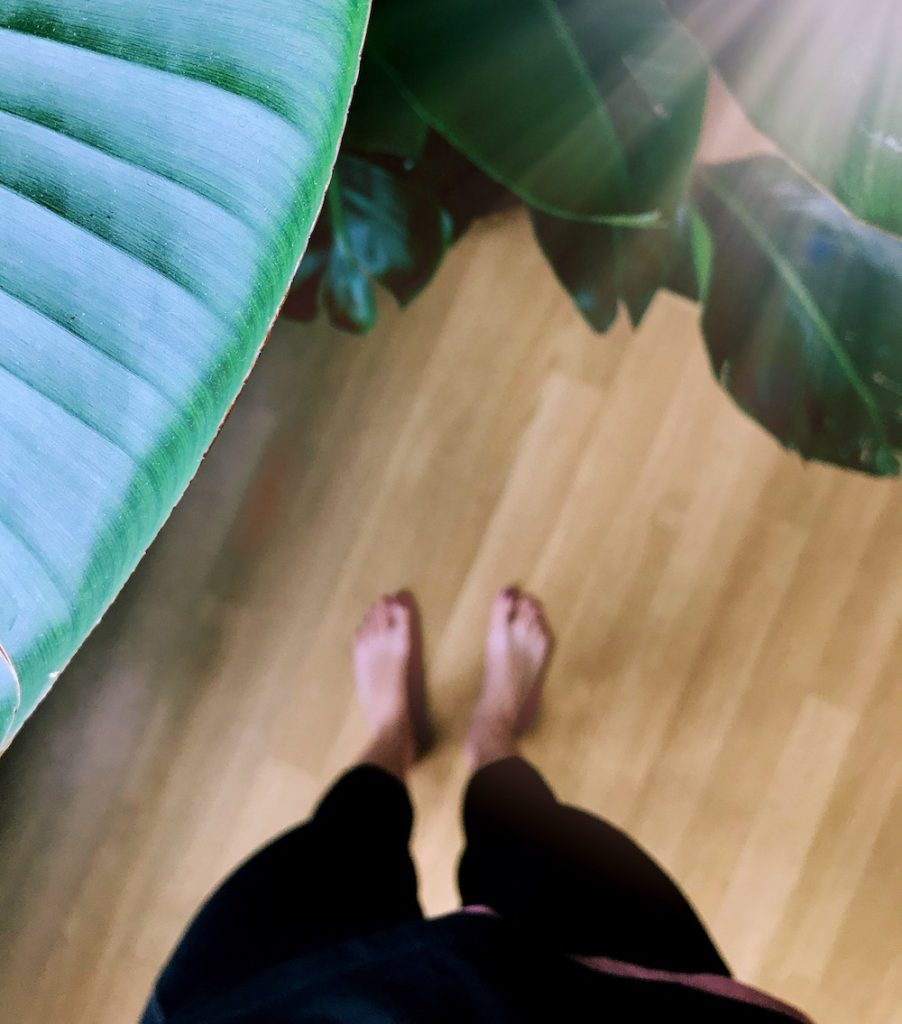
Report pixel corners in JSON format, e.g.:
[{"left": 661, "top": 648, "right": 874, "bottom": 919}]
[
  {"left": 491, "top": 586, "right": 519, "bottom": 629},
  {"left": 388, "top": 594, "right": 411, "bottom": 633},
  {"left": 375, "top": 596, "right": 396, "bottom": 628}
]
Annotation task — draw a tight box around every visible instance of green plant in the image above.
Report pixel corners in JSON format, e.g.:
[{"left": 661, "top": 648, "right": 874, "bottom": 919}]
[
  {"left": 0, "top": 0, "right": 369, "bottom": 746},
  {"left": 1, "top": 0, "right": 900, "bottom": 747},
  {"left": 288, "top": 0, "right": 902, "bottom": 477}
]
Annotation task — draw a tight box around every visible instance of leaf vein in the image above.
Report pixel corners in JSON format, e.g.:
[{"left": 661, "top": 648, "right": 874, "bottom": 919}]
[
  {"left": 0, "top": 286, "right": 181, "bottom": 411},
  {"left": 0, "top": 102, "right": 256, "bottom": 233},
  {"left": 0, "top": 519, "right": 70, "bottom": 611},
  {"left": 0, "top": 24, "right": 301, "bottom": 134},
  {"left": 0, "top": 179, "right": 231, "bottom": 323},
  {"left": 0, "top": 361, "right": 140, "bottom": 464}
]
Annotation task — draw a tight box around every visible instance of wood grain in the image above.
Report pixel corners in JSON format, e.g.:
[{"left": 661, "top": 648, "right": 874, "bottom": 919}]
[{"left": 0, "top": 211, "right": 899, "bottom": 1024}]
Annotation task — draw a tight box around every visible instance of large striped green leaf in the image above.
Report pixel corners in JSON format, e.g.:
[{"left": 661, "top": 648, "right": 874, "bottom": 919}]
[{"left": 0, "top": 0, "right": 369, "bottom": 747}]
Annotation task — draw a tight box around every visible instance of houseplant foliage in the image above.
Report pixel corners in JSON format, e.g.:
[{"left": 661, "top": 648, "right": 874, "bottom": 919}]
[
  {"left": 289, "top": 0, "right": 902, "bottom": 478},
  {"left": 0, "top": 0, "right": 369, "bottom": 746},
  {"left": 1, "top": 2, "right": 901, "bottom": 748}
]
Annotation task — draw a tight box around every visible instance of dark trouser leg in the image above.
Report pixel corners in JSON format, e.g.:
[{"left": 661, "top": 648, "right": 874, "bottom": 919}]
[
  {"left": 144, "top": 765, "right": 422, "bottom": 1021},
  {"left": 457, "top": 756, "right": 729, "bottom": 975}
]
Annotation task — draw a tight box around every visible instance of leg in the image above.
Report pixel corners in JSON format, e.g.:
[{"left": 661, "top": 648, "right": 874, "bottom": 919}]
[
  {"left": 459, "top": 757, "right": 730, "bottom": 973},
  {"left": 145, "top": 592, "right": 432, "bottom": 1020},
  {"left": 458, "top": 587, "right": 729, "bottom": 976}
]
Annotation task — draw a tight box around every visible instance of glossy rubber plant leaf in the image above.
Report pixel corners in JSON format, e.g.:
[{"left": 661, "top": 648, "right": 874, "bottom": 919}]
[
  {"left": 694, "top": 156, "right": 902, "bottom": 476},
  {"left": 668, "top": 0, "right": 902, "bottom": 237},
  {"left": 532, "top": 204, "right": 707, "bottom": 331},
  {"left": 285, "top": 154, "right": 452, "bottom": 332},
  {"left": 0, "top": 0, "right": 369, "bottom": 747},
  {"left": 342, "top": 50, "right": 427, "bottom": 162},
  {"left": 368, "top": 0, "right": 707, "bottom": 223}
]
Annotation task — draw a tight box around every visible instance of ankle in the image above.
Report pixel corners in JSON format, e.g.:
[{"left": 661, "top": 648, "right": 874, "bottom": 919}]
[
  {"left": 471, "top": 695, "right": 517, "bottom": 737},
  {"left": 465, "top": 711, "right": 518, "bottom": 771},
  {"left": 364, "top": 696, "right": 409, "bottom": 737},
  {"left": 373, "top": 712, "right": 414, "bottom": 748},
  {"left": 361, "top": 717, "right": 415, "bottom": 780}
]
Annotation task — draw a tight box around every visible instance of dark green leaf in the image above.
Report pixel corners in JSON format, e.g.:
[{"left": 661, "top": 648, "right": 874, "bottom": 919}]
[
  {"left": 324, "top": 240, "right": 379, "bottom": 332},
  {"left": 668, "top": 0, "right": 902, "bottom": 237},
  {"left": 343, "top": 50, "right": 428, "bottom": 161},
  {"left": 532, "top": 204, "right": 700, "bottom": 331},
  {"left": 411, "top": 131, "right": 518, "bottom": 240},
  {"left": 694, "top": 156, "right": 902, "bottom": 475},
  {"left": 369, "top": 0, "right": 707, "bottom": 222},
  {"left": 555, "top": 0, "right": 709, "bottom": 216},
  {"left": 0, "top": 0, "right": 369, "bottom": 746},
  {"left": 287, "top": 154, "right": 453, "bottom": 332}
]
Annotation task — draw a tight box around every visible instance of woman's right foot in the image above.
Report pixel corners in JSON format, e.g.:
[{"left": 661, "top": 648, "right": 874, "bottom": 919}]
[{"left": 465, "top": 586, "right": 554, "bottom": 768}]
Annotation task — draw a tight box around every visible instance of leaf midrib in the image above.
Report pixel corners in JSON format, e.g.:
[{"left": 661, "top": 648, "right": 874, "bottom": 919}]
[{"left": 538, "top": 0, "right": 630, "bottom": 194}]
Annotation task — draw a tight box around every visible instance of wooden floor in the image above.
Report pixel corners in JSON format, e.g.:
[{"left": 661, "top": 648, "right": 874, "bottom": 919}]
[{"left": 0, "top": 211, "right": 899, "bottom": 1024}]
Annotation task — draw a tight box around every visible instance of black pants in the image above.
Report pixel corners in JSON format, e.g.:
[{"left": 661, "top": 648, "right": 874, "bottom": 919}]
[{"left": 144, "top": 758, "right": 729, "bottom": 1021}]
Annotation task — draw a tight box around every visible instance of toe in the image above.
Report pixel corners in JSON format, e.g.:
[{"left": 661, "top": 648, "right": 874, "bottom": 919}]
[
  {"left": 392, "top": 593, "right": 410, "bottom": 616},
  {"left": 388, "top": 596, "right": 411, "bottom": 632},
  {"left": 516, "top": 594, "right": 540, "bottom": 626},
  {"left": 379, "top": 598, "right": 395, "bottom": 629},
  {"left": 518, "top": 594, "right": 553, "bottom": 649},
  {"left": 492, "top": 585, "right": 519, "bottom": 625}
]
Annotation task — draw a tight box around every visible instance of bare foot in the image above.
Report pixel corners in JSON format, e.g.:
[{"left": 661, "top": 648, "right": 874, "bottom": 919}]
[
  {"left": 354, "top": 592, "right": 432, "bottom": 776},
  {"left": 465, "top": 586, "right": 554, "bottom": 768}
]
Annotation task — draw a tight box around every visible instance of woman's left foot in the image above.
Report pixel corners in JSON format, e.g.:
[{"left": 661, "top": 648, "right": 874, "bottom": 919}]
[{"left": 353, "top": 592, "right": 433, "bottom": 760}]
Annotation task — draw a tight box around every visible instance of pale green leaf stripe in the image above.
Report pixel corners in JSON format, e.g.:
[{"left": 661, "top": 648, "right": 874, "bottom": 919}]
[{"left": 0, "top": 0, "right": 369, "bottom": 746}]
